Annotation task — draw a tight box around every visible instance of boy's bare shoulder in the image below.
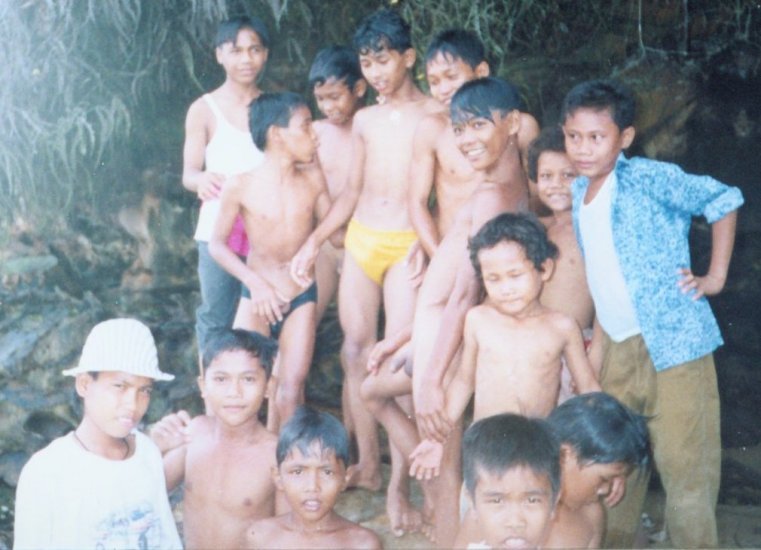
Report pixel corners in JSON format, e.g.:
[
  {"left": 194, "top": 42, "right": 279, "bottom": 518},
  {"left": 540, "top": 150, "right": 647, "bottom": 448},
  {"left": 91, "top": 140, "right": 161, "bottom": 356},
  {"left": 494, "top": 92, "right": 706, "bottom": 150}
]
[
  {"left": 415, "top": 110, "right": 449, "bottom": 142},
  {"left": 543, "top": 308, "right": 580, "bottom": 334},
  {"left": 337, "top": 520, "right": 382, "bottom": 549},
  {"left": 245, "top": 514, "right": 284, "bottom": 547}
]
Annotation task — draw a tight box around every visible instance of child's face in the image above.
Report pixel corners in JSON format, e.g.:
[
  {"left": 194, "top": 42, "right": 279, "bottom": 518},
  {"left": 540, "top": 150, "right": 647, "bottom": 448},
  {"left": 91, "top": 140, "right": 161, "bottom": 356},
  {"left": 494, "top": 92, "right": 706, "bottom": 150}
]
[
  {"left": 472, "top": 465, "right": 555, "bottom": 549},
  {"left": 216, "top": 28, "right": 268, "bottom": 84},
  {"left": 535, "top": 151, "right": 577, "bottom": 214},
  {"left": 280, "top": 106, "right": 319, "bottom": 163},
  {"left": 77, "top": 371, "right": 153, "bottom": 439},
  {"left": 426, "top": 52, "right": 486, "bottom": 106},
  {"left": 453, "top": 111, "right": 519, "bottom": 172},
  {"left": 561, "top": 449, "right": 630, "bottom": 509},
  {"left": 313, "top": 77, "right": 364, "bottom": 125},
  {"left": 562, "top": 107, "right": 635, "bottom": 186},
  {"left": 199, "top": 350, "right": 268, "bottom": 426},
  {"left": 478, "top": 241, "right": 550, "bottom": 318},
  {"left": 358, "top": 46, "right": 414, "bottom": 98},
  {"left": 275, "top": 443, "right": 347, "bottom": 524}
]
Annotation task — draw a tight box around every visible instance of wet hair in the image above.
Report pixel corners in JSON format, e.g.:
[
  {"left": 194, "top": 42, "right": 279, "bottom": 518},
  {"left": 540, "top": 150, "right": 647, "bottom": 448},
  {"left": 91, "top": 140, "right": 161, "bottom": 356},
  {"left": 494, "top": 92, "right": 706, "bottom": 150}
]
[
  {"left": 463, "top": 413, "right": 560, "bottom": 500},
  {"left": 353, "top": 8, "right": 412, "bottom": 55},
  {"left": 214, "top": 16, "right": 270, "bottom": 50},
  {"left": 450, "top": 77, "right": 524, "bottom": 125},
  {"left": 561, "top": 79, "right": 636, "bottom": 130},
  {"left": 469, "top": 212, "right": 558, "bottom": 280},
  {"left": 424, "top": 28, "right": 486, "bottom": 69},
  {"left": 527, "top": 126, "right": 567, "bottom": 182},
  {"left": 548, "top": 392, "right": 651, "bottom": 472},
  {"left": 249, "top": 92, "right": 308, "bottom": 150},
  {"left": 202, "top": 329, "right": 277, "bottom": 378},
  {"left": 276, "top": 405, "right": 350, "bottom": 466},
  {"left": 308, "top": 45, "right": 364, "bottom": 90}
]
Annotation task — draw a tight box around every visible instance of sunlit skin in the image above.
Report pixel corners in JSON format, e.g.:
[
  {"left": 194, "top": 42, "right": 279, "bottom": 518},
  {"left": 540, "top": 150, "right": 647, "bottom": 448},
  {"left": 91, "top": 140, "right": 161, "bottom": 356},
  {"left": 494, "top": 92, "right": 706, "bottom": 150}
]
[
  {"left": 471, "top": 466, "right": 556, "bottom": 549},
  {"left": 426, "top": 52, "right": 485, "bottom": 106},
  {"left": 358, "top": 46, "right": 414, "bottom": 101},
  {"left": 561, "top": 453, "right": 630, "bottom": 510},
  {"left": 313, "top": 77, "right": 366, "bottom": 127},
  {"left": 535, "top": 151, "right": 576, "bottom": 214},
  {"left": 561, "top": 107, "right": 635, "bottom": 202},
  {"left": 75, "top": 371, "right": 153, "bottom": 459},
  {"left": 215, "top": 28, "right": 269, "bottom": 87},
  {"left": 453, "top": 113, "right": 516, "bottom": 173}
]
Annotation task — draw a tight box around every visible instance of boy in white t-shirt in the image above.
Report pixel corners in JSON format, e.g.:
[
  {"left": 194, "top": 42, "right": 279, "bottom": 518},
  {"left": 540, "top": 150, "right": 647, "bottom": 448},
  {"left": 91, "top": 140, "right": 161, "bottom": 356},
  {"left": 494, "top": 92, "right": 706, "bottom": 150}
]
[{"left": 13, "top": 319, "right": 181, "bottom": 550}]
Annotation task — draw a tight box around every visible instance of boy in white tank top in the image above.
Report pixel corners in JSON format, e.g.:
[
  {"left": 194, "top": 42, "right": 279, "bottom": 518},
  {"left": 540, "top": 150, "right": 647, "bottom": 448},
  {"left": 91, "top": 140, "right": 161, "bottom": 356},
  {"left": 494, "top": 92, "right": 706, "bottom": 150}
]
[{"left": 181, "top": 16, "right": 269, "bottom": 364}]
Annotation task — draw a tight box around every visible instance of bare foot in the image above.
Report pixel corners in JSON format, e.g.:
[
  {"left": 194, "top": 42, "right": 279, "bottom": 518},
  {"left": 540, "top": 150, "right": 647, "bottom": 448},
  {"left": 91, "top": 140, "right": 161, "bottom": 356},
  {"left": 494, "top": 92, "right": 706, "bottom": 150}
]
[
  {"left": 345, "top": 464, "right": 382, "bottom": 492},
  {"left": 387, "top": 485, "right": 422, "bottom": 537}
]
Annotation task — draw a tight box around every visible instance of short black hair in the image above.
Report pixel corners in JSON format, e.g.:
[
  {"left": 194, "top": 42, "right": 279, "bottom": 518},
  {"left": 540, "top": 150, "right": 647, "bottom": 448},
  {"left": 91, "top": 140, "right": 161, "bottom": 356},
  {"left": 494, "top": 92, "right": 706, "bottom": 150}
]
[
  {"left": 202, "top": 329, "right": 277, "bottom": 378},
  {"left": 463, "top": 413, "right": 560, "bottom": 500},
  {"left": 561, "top": 79, "right": 636, "bottom": 130},
  {"left": 276, "top": 405, "right": 350, "bottom": 467},
  {"left": 353, "top": 8, "right": 412, "bottom": 55},
  {"left": 249, "top": 92, "right": 308, "bottom": 150},
  {"left": 548, "top": 392, "right": 651, "bottom": 472},
  {"left": 309, "top": 45, "right": 364, "bottom": 90},
  {"left": 527, "top": 126, "right": 566, "bottom": 182},
  {"left": 214, "top": 16, "right": 270, "bottom": 50},
  {"left": 425, "top": 28, "right": 486, "bottom": 69},
  {"left": 450, "top": 77, "right": 524, "bottom": 125},
  {"left": 469, "top": 212, "right": 558, "bottom": 280}
]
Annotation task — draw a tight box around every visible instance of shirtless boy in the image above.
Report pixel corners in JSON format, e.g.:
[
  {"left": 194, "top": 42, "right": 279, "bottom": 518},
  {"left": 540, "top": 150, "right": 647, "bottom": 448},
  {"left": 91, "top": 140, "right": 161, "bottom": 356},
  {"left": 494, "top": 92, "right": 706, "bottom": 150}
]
[
  {"left": 182, "top": 17, "right": 269, "bottom": 361},
  {"left": 290, "top": 8, "right": 439, "bottom": 535},
  {"left": 210, "top": 92, "right": 331, "bottom": 426},
  {"left": 246, "top": 406, "right": 382, "bottom": 550},
  {"left": 544, "top": 393, "right": 650, "bottom": 549},
  {"left": 362, "top": 77, "right": 530, "bottom": 545},
  {"left": 309, "top": 45, "right": 367, "bottom": 321},
  {"left": 150, "top": 330, "right": 282, "bottom": 549}
]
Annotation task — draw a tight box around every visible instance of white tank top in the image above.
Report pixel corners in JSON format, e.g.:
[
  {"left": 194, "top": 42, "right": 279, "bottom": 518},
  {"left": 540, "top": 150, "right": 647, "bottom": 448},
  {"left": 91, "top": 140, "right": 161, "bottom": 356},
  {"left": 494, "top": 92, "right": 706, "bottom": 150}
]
[{"left": 193, "top": 93, "right": 263, "bottom": 242}]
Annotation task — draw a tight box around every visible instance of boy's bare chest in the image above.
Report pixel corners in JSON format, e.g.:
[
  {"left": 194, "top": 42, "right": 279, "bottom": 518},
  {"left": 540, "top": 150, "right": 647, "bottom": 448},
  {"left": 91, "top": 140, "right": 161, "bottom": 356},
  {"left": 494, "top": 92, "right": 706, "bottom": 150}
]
[{"left": 477, "top": 319, "right": 565, "bottom": 364}]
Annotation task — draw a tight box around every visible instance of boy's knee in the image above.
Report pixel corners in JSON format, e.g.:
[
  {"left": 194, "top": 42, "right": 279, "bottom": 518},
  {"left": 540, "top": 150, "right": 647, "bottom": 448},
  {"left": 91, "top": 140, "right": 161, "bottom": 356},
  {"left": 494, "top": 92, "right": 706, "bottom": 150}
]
[
  {"left": 341, "top": 339, "right": 372, "bottom": 371},
  {"left": 359, "top": 378, "right": 383, "bottom": 411}
]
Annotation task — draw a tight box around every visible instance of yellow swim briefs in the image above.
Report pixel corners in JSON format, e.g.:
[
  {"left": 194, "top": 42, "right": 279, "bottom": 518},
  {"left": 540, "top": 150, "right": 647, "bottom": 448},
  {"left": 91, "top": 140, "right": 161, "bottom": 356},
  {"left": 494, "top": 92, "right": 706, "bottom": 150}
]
[{"left": 344, "top": 218, "right": 418, "bottom": 285}]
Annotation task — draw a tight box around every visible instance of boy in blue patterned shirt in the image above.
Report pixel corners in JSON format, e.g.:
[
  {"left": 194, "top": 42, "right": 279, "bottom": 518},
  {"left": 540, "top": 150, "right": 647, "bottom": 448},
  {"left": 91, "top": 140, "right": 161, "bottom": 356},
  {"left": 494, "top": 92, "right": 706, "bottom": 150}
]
[{"left": 561, "top": 79, "right": 743, "bottom": 548}]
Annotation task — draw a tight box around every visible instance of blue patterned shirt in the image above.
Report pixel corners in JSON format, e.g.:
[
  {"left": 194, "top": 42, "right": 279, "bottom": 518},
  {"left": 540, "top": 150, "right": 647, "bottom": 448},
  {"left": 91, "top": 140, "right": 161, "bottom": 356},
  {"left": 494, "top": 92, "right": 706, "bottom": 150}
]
[{"left": 572, "top": 154, "right": 744, "bottom": 371}]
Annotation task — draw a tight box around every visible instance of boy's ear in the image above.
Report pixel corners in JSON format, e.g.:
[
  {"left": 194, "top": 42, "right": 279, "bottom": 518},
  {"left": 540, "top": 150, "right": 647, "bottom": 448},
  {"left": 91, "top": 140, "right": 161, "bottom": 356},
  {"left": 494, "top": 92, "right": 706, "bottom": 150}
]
[
  {"left": 540, "top": 257, "right": 555, "bottom": 282},
  {"left": 496, "top": 109, "right": 521, "bottom": 137},
  {"left": 402, "top": 48, "right": 416, "bottom": 69},
  {"left": 214, "top": 46, "right": 223, "bottom": 64},
  {"left": 475, "top": 61, "right": 490, "bottom": 78},
  {"left": 74, "top": 373, "right": 93, "bottom": 399},
  {"left": 353, "top": 79, "right": 368, "bottom": 100},
  {"left": 621, "top": 126, "right": 636, "bottom": 149},
  {"left": 197, "top": 375, "right": 206, "bottom": 398}
]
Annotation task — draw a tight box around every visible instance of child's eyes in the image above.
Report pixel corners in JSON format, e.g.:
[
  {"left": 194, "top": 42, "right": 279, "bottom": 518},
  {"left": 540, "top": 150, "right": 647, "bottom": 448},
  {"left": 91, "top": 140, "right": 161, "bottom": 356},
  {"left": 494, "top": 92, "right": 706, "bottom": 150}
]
[
  {"left": 526, "top": 496, "right": 543, "bottom": 504},
  {"left": 323, "top": 468, "right": 334, "bottom": 476},
  {"left": 487, "top": 496, "right": 502, "bottom": 504},
  {"left": 140, "top": 387, "right": 153, "bottom": 396},
  {"left": 562, "top": 170, "right": 576, "bottom": 179}
]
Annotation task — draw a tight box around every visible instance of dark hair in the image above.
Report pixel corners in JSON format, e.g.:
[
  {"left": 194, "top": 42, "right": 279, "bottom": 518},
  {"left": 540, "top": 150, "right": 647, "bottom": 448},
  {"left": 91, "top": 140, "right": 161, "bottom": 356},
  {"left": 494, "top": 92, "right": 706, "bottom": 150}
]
[
  {"left": 214, "top": 16, "right": 270, "bottom": 49},
  {"left": 353, "top": 8, "right": 412, "bottom": 55},
  {"left": 249, "top": 92, "right": 308, "bottom": 150},
  {"left": 527, "top": 126, "right": 566, "bottom": 182},
  {"left": 425, "top": 28, "right": 486, "bottom": 69},
  {"left": 450, "top": 77, "right": 524, "bottom": 125},
  {"left": 276, "top": 405, "right": 350, "bottom": 466},
  {"left": 469, "top": 212, "right": 558, "bottom": 280},
  {"left": 308, "top": 45, "right": 364, "bottom": 90},
  {"left": 202, "top": 329, "right": 277, "bottom": 378},
  {"left": 561, "top": 79, "right": 636, "bottom": 130},
  {"left": 548, "top": 392, "right": 651, "bottom": 472},
  {"left": 463, "top": 413, "right": 560, "bottom": 500}
]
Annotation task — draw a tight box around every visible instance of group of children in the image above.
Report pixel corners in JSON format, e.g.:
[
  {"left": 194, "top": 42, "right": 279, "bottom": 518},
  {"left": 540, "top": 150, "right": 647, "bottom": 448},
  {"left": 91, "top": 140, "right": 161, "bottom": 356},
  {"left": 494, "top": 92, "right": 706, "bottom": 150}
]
[{"left": 14, "top": 6, "right": 743, "bottom": 550}]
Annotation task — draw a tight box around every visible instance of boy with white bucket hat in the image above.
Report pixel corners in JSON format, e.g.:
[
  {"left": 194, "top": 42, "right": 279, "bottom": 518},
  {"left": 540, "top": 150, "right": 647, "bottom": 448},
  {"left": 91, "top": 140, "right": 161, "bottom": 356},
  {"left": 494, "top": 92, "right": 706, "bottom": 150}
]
[{"left": 13, "top": 318, "right": 182, "bottom": 549}]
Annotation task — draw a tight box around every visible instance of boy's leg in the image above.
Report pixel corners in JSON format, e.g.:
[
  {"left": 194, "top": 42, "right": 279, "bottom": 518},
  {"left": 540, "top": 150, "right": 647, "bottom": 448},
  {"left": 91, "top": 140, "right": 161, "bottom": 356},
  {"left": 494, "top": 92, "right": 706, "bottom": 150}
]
[
  {"left": 274, "top": 302, "right": 317, "bottom": 427},
  {"left": 651, "top": 354, "right": 720, "bottom": 548},
  {"left": 339, "top": 254, "right": 383, "bottom": 490},
  {"left": 360, "top": 367, "right": 417, "bottom": 457},
  {"left": 430, "top": 419, "right": 462, "bottom": 547},
  {"left": 315, "top": 241, "right": 340, "bottom": 323}
]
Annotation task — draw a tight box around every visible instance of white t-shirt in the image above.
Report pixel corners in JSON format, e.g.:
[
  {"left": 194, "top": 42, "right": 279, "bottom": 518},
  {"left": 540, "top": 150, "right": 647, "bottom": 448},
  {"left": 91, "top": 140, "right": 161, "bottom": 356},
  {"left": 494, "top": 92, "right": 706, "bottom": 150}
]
[
  {"left": 578, "top": 171, "right": 641, "bottom": 341},
  {"left": 14, "top": 431, "right": 182, "bottom": 550}
]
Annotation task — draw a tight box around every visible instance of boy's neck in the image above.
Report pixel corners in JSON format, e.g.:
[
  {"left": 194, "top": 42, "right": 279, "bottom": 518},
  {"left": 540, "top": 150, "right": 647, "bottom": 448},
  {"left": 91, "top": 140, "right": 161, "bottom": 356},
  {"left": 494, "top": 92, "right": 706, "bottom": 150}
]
[
  {"left": 550, "top": 208, "right": 572, "bottom": 227},
  {"left": 211, "top": 414, "right": 267, "bottom": 441},
  {"left": 263, "top": 151, "right": 300, "bottom": 178},
  {"left": 74, "top": 418, "right": 131, "bottom": 460},
  {"left": 286, "top": 509, "right": 342, "bottom": 534},
  {"left": 219, "top": 78, "right": 262, "bottom": 103},
  {"left": 483, "top": 136, "right": 521, "bottom": 181},
  {"left": 381, "top": 74, "right": 423, "bottom": 105}
]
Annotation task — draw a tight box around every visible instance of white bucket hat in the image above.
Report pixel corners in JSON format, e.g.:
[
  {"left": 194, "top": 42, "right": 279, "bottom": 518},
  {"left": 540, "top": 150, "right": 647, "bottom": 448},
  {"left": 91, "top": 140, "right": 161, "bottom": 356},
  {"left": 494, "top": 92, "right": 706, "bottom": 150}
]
[{"left": 62, "top": 318, "right": 174, "bottom": 381}]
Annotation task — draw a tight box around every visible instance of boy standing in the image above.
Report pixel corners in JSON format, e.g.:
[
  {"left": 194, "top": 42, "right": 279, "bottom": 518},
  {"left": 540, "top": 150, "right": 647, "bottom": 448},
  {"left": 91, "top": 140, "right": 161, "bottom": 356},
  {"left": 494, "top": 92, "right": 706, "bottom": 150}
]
[
  {"left": 182, "top": 17, "right": 269, "bottom": 359},
  {"left": 14, "top": 319, "right": 181, "bottom": 550},
  {"left": 246, "top": 406, "right": 382, "bottom": 549},
  {"left": 562, "top": 79, "right": 743, "bottom": 548},
  {"left": 209, "top": 92, "right": 331, "bottom": 426},
  {"left": 150, "top": 330, "right": 281, "bottom": 549}
]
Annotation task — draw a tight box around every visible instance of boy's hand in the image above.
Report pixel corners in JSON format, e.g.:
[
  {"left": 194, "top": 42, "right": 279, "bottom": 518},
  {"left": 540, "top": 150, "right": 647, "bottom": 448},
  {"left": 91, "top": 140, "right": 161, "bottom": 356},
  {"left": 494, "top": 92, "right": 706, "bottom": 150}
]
[
  {"left": 290, "top": 235, "right": 319, "bottom": 288},
  {"left": 677, "top": 268, "right": 725, "bottom": 300},
  {"left": 409, "top": 439, "right": 444, "bottom": 480},
  {"left": 404, "top": 241, "right": 427, "bottom": 288},
  {"left": 149, "top": 410, "right": 192, "bottom": 454},
  {"left": 415, "top": 385, "right": 451, "bottom": 443},
  {"left": 367, "top": 338, "right": 397, "bottom": 375},
  {"left": 197, "top": 172, "right": 225, "bottom": 201},
  {"left": 245, "top": 275, "right": 288, "bottom": 325}
]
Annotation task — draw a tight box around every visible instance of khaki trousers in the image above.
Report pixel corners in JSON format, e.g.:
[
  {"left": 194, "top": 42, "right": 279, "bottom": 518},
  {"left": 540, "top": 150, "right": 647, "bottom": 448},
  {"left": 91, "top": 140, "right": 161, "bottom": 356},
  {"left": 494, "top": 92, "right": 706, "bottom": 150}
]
[{"left": 599, "top": 333, "right": 721, "bottom": 549}]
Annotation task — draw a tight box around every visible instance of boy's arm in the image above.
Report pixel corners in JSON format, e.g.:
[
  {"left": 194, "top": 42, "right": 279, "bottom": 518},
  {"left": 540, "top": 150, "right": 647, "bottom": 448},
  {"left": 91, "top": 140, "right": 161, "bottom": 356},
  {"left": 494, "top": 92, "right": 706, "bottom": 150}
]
[
  {"left": 149, "top": 410, "right": 192, "bottom": 454},
  {"left": 517, "top": 112, "right": 540, "bottom": 173},
  {"left": 443, "top": 311, "right": 480, "bottom": 422},
  {"left": 560, "top": 316, "right": 602, "bottom": 394},
  {"left": 310, "top": 165, "right": 343, "bottom": 248},
  {"left": 209, "top": 179, "right": 287, "bottom": 324},
  {"left": 587, "top": 317, "right": 604, "bottom": 378},
  {"left": 163, "top": 445, "right": 188, "bottom": 492},
  {"left": 182, "top": 100, "right": 225, "bottom": 200},
  {"left": 408, "top": 116, "right": 442, "bottom": 258},
  {"left": 678, "top": 209, "right": 738, "bottom": 299},
  {"left": 291, "top": 118, "right": 366, "bottom": 286}
]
